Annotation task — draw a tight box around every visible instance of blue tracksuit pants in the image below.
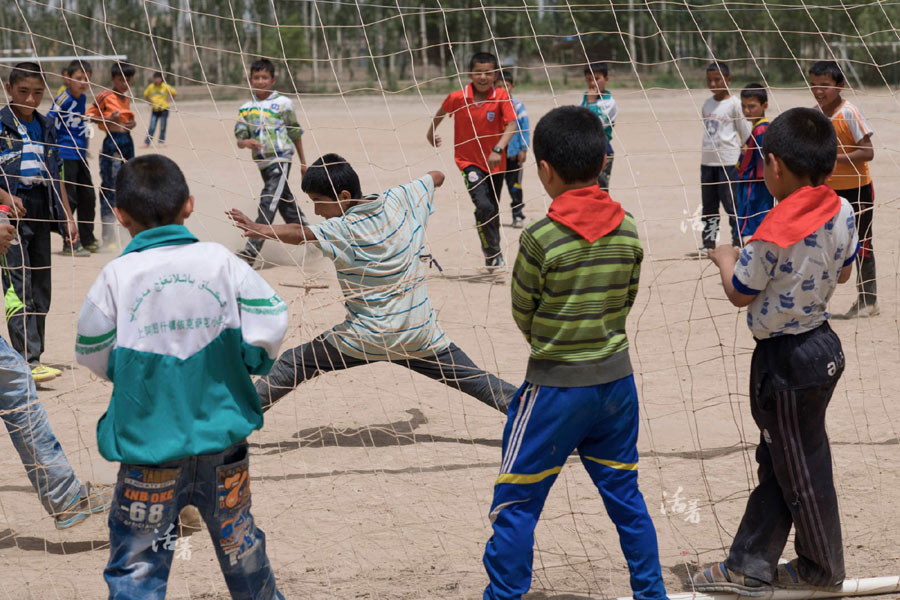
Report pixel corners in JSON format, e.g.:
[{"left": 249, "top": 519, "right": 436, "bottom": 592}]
[{"left": 482, "top": 376, "right": 668, "bottom": 600}]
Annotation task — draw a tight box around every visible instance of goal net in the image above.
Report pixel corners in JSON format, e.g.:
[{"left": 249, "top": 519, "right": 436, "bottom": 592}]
[{"left": 0, "top": 1, "right": 898, "bottom": 598}]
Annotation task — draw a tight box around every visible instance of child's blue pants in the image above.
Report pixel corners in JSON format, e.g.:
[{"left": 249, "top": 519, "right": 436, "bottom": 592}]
[{"left": 482, "top": 376, "right": 668, "bottom": 600}]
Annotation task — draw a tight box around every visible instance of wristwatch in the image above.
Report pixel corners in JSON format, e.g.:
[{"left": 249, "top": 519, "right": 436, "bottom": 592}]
[{"left": 492, "top": 145, "right": 504, "bottom": 154}]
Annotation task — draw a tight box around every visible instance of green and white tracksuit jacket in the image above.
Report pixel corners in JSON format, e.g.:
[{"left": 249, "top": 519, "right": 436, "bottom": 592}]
[
  {"left": 234, "top": 91, "right": 303, "bottom": 170},
  {"left": 75, "top": 225, "right": 288, "bottom": 465}
]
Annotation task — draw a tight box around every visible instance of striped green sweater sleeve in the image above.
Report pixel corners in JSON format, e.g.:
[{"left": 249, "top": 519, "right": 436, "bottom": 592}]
[{"left": 512, "top": 216, "right": 643, "bottom": 387}]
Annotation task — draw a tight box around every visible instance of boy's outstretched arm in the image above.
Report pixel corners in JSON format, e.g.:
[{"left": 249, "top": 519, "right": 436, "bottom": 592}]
[
  {"left": 426, "top": 108, "right": 446, "bottom": 148},
  {"left": 226, "top": 208, "right": 315, "bottom": 245},
  {"left": 709, "top": 246, "right": 758, "bottom": 307},
  {"left": 427, "top": 170, "right": 445, "bottom": 188}
]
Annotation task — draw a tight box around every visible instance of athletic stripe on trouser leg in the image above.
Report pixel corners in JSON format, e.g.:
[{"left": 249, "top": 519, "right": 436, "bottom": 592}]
[
  {"left": 777, "top": 389, "right": 841, "bottom": 586},
  {"left": 499, "top": 384, "right": 538, "bottom": 476}
]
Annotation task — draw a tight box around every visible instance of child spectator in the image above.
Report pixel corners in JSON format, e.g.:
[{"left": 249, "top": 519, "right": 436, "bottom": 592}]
[
  {"left": 809, "top": 60, "right": 877, "bottom": 319},
  {"left": 50, "top": 59, "right": 97, "bottom": 255},
  {"left": 142, "top": 71, "right": 176, "bottom": 147},
  {"left": 699, "top": 61, "right": 750, "bottom": 255},
  {"left": 76, "top": 154, "right": 288, "bottom": 598},
  {"left": 581, "top": 61, "right": 618, "bottom": 189},
  {"left": 234, "top": 58, "right": 308, "bottom": 268},
  {"left": 734, "top": 83, "right": 774, "bottom": 242},
  {"left": 0, "top": 62, "right": 78, "bottom": 382},
  {"left": 86, "top": 61, "right": 136, "bottom": 250},
  {"left": 694, "top": 108, "right": 857, "bottom": 595},
  {"left": 227, "top": 154, "right": 517, "bottom": 413},
  {"left": 0, "top": 218, "right": 112, "bottom": 528},
  {"left": 426, "top": 52, "right": 517, "bottom": 268},
  {"left": 481, "top": 106, "right": 667, "bottom": 600},
  {"left": 497, "top": 71, "right": 529, "bottom": 228}
]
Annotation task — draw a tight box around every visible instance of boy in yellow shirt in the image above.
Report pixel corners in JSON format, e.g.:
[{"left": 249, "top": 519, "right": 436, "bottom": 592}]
[{"left": 142, "top": 71, "right": 176, "bottom": 147}]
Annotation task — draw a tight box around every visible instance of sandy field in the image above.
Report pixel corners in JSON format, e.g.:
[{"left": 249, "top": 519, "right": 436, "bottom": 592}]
[{"left": 0, "top": 85, "right": 898, "bottom": 599}]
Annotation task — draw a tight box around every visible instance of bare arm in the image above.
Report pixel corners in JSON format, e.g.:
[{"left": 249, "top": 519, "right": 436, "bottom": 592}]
[
  {"left": 293, "top": 138, "right": 307, "bottom": 176},
  {"left": 838, "top": 263, "right": 853, "bottom": 284},
  {"left": 836, "top": 134, "right": 874, "bottom": 164},
  {"left": 426, "top": 107, "right": 446, "bottom": 148},
  {"left": 709, "top": 246, "right": 758, "bottom": 307},
  {"left": 0, "top": 188, "right": 26, "bottom": 218},
  {"left": 57, "top": 184, "right": 78, "bottom": 244},
  {"left": 427, "top": 170, "right": 445, "bottom": 187},
  {"left": 487, "top": 120, "right": 518, "bottom": 170},
  {"left": 226, "top": 208, "right": 316, "bottom": 245}
]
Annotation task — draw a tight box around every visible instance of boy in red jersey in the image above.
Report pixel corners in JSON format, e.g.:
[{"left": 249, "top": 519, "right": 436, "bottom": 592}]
[{"left": 426, "top": 52, "right": 517, "bottom": 268}]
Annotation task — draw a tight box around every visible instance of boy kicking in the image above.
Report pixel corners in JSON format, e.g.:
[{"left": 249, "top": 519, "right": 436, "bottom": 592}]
[
  {"left": 77, "top": 154, "right": 288, "bottom": 598},
  {"left": 427, "top": 52, "right": 517, "bottom": 268},
  {"left": 482, "top": 106, "right": 667, "bottom": 600},
  {"left": 228, "top": 154, "right": 517, "bottom": 413},
  {"left": 693, "top": 108, "right": 857, "bottom": 596},
  {"left": 235, "top": 58, "right": 308, "bottom": 267}
]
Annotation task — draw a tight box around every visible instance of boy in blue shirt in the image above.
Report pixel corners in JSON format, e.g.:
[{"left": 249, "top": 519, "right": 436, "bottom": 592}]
[
  {"left": 50, "top": 59, "right": 97, "bottom": 254},
  {"left": 0, "top": 62, "right": 78, "bottom": 382},
  {"left": 582, "top": 62, "right": 618, "bottom": 189},
  {"left": 734, "top": 84, "right": 774, "bottom": 242},
  {"left": 497, "top": 71, "right": 529, "bottom": 228},
  {"left": 694, "top": 108, "right": 857, "bottom": 596},
  {"left": 76, "top": 154, "right": 289, "bottom": 599}
]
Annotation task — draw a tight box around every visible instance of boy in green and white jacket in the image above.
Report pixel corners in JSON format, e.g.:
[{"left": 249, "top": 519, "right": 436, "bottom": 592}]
[{"left": 76, "top": 154, "right": 288, "bottom": 599}]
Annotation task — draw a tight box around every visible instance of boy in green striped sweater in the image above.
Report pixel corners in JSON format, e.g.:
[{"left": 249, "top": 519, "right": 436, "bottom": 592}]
[{"left": 482, "top": 106, "right": 667, "bottom": 600}]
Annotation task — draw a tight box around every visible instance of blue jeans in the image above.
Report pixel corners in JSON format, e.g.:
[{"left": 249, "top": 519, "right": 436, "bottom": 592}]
[
  {"left": 483, "top": 377, "right": 667, "bottom": 600},
  {"left": 145, "top": 110, "right": 169, "bottom": 144},
  {"left": 0, "top": 336, "right": 82, "bottom": 516},
  {"left": 99, "top": 132, "right": 135, "bottom": 228},
  {"left": 105, "top": 441, "right": 284, "bottom": 600}
]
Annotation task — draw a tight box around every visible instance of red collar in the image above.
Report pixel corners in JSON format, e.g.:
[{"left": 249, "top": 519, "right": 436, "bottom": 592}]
[
  {"left": 547, "top": 186, "right": 625, "bottom": 242},
  {"left": 464, "top": 83, "right": 497, "bottom": 103},
  {"left": 750, "top": 185, "right": 841, "bottom": 248}
]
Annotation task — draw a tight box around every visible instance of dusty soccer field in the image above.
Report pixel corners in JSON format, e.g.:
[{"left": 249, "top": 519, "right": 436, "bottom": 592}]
[{"left": 1, "top": 86, "right": 898, "bottom": 598}]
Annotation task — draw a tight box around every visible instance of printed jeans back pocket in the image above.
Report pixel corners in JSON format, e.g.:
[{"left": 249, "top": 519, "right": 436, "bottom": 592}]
[
  {"left": 114, "top": 465, "right": 181, "bottom": 532},
  {"left": 214, "top": 444, "right": 254, "bottom": 566}
]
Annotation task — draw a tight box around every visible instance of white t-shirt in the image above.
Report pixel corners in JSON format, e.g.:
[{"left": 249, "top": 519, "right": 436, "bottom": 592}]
[
  {"left": 701, "top": 95, "right": 750, "bottom": 166},
  {"left": 308, "top": 175, "right": 449, "bottom": 360},
  {"left": 733, "top": 198, "right": 859, "bottom": 339}
]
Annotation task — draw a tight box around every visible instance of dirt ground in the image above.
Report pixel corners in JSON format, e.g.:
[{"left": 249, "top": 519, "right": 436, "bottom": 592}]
[{"left": 0, "top": 85, "right": 898, "bottom": 599}]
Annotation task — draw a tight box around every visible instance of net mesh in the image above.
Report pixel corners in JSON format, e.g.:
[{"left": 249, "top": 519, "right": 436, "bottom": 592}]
[{"left": 0, "top": 1, "right": 898, "bottom": 598}]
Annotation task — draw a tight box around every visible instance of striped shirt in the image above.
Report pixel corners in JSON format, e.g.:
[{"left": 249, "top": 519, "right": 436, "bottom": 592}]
[
  {"left": 308, "top": 174, "right": 449, "bottom": 360},
  {"left": 511, "top": 214, "right": 642, "bottom": 387},
  {"left": 16, "top": 117, "right": 48, "bottom": 188}
]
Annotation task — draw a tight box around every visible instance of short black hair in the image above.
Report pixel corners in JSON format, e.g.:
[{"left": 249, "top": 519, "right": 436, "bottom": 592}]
[
  {"left": 762, "top": 107, "right": 836, "bottom": 186},
  {"left": 112, "top": 62, "right": 135, "bottom": 79},
  {"left": 741, "top": 83, "right": 767, "bottom": 104},
  {"left": 808, "top": 60, "right": 845, "bottom": 85},
  {"left": 584, "top": 62, "right": 609, "bottom": 77},
  {"left": 706, "top": 61, "right": 730, "bottom": 78},
  {"left": 250, "top": 58, "right": 275, "bottom": 77},
  {"left": 301, "top": 154, "right": 362, "bottom": 201},
  {"left": 115, "top": 154, "right": 191, "bottom": 227},
  {"left": 66, "top": 60, "right": 92, "bottom": 77},
  {"left": 498, "top": 70, "right": 514, "bottom": 86},
  {"left": 9, "top": 62, "right": 43, "bottom": 86},
  {"left": 533, "top": 106, "right": 606, "bottom": 183},
  {"left": 469, "top": 52, "right": 499, "bottom": 70},
  {"left": 152, "top": 71, "right": 163, "bottom": 79}
]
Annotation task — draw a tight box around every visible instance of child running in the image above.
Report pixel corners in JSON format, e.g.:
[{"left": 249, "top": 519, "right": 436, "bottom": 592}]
[
  {"left": 496, "top": 71, "right": 529, "bottom": 228},
  {"left": 581, "top": 61, "right": 618, "bottom": 189},
  {"left": 693, "top": 108, "right": 857, "bottom": 596},
  {"left": 227, "top": 154, "right": 517, "bottom": 413},
  {"left": 76, "top": 154, "right": 288, "bottom": 598},
  {"left": 0, "top": 62, "right": 79, "bottom": 382},
  {"left": 0, "top": 217, "right": 112, "bottom": 529},
  {"left": 734, "top": 83, "right": 774, "bottom": 242},
  {"left": 50, "top": 59, "right": 97, "bottom": 255},
  {"left": 427, "top": 52, "right": 517, "bottom": 268},
  {"left": 86, "top": 61, "right": 136, "bottom": 249},
  {"left": 234, "top": 58, "right": 308, "bottom": 267},
  {"left": 808, "top": 60, "right": 877, "bottom": 319},
  {"left": 142, "top": 71, "right": 176, "bottom": 147},
  {"left": 482, "top": 106, "right": 667, "bottom": 600},
  {"left": 699, "top": 61, "right": 750, "bottom": 254}
]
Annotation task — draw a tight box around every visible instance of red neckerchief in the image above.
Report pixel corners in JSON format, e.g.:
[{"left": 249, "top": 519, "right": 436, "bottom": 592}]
[
  {"left": 737, "top": 119, "right": 769, "bottom": 178},
  {"left": 547, "top": 186, "right": 625, "bottom": 242},
  {"left": 750, "top": 185, "right": 841, "bottom": 248}
]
